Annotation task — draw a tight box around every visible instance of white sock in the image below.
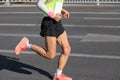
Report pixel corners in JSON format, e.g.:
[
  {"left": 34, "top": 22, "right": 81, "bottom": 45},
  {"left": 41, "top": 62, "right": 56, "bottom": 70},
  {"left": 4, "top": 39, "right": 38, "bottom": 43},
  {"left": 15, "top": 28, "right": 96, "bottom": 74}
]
[
  {"left": 56, "top": 69, "right": 62, "bottom": 76},
  {"left": 26, "top": 41, "right": 32, "bottom": 48}
]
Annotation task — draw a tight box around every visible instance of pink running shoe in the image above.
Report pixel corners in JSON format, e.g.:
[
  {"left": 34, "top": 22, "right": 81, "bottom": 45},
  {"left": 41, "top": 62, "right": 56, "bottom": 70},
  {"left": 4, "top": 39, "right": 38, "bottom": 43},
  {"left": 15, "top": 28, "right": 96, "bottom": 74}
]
[
  {"left": 15, "top": 37, "right": 29, "bottom": 55},
  {"left": 53, "top": 73, "right": 72, "bottom": 80}
]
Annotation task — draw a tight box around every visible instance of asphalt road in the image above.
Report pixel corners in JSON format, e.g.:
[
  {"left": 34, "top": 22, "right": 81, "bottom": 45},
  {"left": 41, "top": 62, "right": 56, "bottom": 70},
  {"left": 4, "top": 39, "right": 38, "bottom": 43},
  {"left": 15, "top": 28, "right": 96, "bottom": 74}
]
[{"left": 0, "top": 5, "right": 120, "bottom": 80}]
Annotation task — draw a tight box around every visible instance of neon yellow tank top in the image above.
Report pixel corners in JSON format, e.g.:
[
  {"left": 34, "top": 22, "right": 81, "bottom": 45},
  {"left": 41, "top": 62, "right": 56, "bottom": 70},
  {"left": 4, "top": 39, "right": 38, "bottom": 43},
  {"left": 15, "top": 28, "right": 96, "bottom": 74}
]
[{"left": 43, "top": 0, "right": 64, "bottom": 17}]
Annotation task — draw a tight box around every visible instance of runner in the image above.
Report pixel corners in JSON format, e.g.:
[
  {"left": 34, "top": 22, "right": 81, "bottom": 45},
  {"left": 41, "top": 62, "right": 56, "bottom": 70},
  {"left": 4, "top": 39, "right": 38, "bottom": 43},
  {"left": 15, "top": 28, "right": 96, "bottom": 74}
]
[{"left": 15, "top": 0, "right": 72, "bottom": 80}]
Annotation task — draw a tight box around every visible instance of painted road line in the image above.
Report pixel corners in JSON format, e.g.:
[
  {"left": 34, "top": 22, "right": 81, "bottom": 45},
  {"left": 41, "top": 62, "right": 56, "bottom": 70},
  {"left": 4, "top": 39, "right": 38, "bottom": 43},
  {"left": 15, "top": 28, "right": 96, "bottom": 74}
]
[
  {"left": 1, "top": 33, "right": 120, "bottom": 42},
  {"left": 0, "top": 24, "right": 81, "bottom": 27},
  {"left": 0, "top": 23, "right": 120, "bottom": 28},
  {"left": 70, "top": 12, "right": 120, "bottom": 14},
  {"left": 1, "top": 49, "right": 120, "bottom": 60},
  {"left": 81, "top": 33, "right": 120, "bottom": 42},
  {"left": 0, "top": 33, "right": 82, "bottom": 39},
  {"left": 0, "top": 23, "right": 38, "bottom": 26},
  {"left": 84, "top": 17, "right": 120, "bottom": 20},
  {"left": 0, "top": 12, "right": 120, "bottom": 14}
]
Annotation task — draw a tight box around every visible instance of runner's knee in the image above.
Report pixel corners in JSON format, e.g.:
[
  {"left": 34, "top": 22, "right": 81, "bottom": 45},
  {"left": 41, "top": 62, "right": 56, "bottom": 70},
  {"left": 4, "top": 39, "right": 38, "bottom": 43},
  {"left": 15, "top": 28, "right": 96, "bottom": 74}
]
[
  {"left": 63, "top": 46, "right": 71, "bottom": 56},
  {"left": 47, "top": 52, "right": 56, "bottom": 60}
]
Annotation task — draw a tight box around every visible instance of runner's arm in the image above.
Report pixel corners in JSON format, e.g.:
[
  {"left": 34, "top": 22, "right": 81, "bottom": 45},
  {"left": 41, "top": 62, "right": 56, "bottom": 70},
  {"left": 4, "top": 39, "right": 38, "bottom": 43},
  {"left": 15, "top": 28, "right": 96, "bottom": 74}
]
[{"left": 37, "top": 0, "right": 55, "bottom": 18}]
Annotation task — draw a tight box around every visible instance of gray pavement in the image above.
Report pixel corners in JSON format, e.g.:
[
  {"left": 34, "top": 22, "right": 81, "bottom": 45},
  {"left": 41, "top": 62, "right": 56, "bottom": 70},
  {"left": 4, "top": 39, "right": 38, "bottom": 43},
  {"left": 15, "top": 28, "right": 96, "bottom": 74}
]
[{"left": 0, "top": 6, "right": 120, "bottom": 80}]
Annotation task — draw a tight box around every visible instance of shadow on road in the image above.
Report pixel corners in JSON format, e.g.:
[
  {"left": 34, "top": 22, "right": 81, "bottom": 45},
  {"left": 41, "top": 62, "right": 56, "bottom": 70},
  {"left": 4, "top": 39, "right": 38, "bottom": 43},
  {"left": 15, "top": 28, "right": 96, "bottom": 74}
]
[{"left": 0, "top": 54, "right": 53, "bottom": 79}]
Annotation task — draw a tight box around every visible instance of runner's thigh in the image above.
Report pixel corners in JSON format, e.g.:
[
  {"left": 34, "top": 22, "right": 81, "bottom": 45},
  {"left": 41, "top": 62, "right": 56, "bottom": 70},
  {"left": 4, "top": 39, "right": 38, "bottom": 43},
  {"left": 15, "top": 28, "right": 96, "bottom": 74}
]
[{"left": 45, "top": 36, "right": 57, "bottom": 55}]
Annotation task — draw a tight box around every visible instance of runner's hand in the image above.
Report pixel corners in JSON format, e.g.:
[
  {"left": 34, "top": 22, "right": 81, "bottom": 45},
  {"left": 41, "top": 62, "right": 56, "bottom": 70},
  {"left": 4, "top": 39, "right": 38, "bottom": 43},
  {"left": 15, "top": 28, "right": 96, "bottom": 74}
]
[
  {"left": 63, "top": 10, "right": 70, "bottom": 18},
  {"left": 61, "top": 9, "right": 70, "bottom": 19},
  {"left": 54, "top": 13, "right": 62, "bottom": 22}
]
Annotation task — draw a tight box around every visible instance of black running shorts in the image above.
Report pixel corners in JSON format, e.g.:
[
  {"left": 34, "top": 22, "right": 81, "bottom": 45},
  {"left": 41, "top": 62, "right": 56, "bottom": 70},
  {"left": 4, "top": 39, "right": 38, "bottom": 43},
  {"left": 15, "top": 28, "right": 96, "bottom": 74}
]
[{"left": 40, "top": 17, "right": 65, "bottom": 38}]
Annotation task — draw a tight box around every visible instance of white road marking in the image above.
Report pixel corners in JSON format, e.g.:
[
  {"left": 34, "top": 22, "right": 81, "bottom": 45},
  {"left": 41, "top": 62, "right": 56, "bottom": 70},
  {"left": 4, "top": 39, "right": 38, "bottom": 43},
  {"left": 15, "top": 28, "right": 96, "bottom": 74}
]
[
  {"left": 0, "top": 33, "right": 82, "bottom": 39},
  {"left": 1, "top": 49, "right": 120, "bottom": 60},
  {"left": 0, "top": 23, "right": 81, "bottom": 27},
  {"left": 0, "top": 11, "right": 120, "bottom": 14},
  {"left": 0, "top": 33, "right": 40, "bottom": 37},
  {"left": 70, "top": 12, "right": 120, "bottom": 14},
  {"left": 1, "top": 33, "right": 120, "bottom": 42},
  {"left": 0, "top": 23, "right": 38, "bottom": 26},
  {"left": 81, "top": 33, "right": 120, "bottom": 42},
  {"left": 84, "top": 17, "right": 120, "bottom": 20},
  {"left": 0, "top": 23, "right": 120, "bottom": 29},
  {"left": 0, "top": 12, "right": 42, "bottom": 14}
]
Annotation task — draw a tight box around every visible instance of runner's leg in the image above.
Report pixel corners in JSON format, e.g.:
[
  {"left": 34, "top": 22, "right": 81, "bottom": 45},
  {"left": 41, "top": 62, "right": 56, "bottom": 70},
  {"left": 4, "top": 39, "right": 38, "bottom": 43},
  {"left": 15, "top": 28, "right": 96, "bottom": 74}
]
[
  {"left": 31, "top": 36, "right": 57, "bottom": 59},
  {"left": 57, "top": 31, "right": 71, "bottom": 71}
]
